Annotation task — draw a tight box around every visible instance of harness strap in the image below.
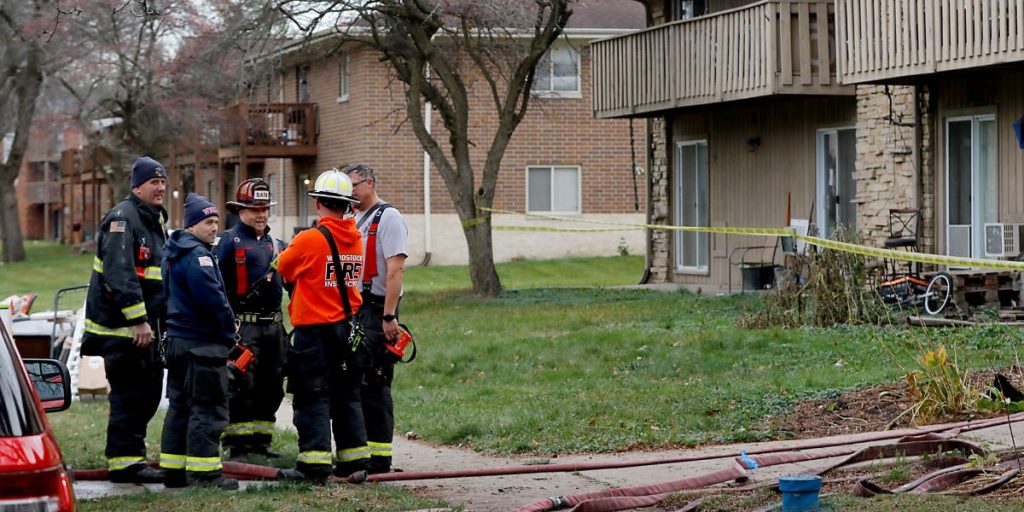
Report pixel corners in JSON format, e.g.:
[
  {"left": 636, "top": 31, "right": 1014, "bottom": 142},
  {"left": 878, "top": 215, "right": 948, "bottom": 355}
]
[
  {"left": 362, "top": 203, "right": 391, "bottom": 287},
  {"left": 235, "top": 247, "right": 248, "bottom": 296}
]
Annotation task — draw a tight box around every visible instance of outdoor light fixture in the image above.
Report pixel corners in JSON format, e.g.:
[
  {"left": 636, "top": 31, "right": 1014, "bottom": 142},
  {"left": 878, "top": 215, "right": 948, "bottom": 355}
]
[
  {"left": 172, "top": 189, "right": 180, "bottom": 199},
  {"left": 746, "top": 136, "right": 762, "bottom": 153},
  {"left": 302, "top": 175, "right": 310, "bottom": 186}
]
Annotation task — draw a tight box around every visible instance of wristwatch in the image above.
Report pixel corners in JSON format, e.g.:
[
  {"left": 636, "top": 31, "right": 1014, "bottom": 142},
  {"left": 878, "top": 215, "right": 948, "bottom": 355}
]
[{"left": 382, "top": 314, "right": 396, "bottom": 322}]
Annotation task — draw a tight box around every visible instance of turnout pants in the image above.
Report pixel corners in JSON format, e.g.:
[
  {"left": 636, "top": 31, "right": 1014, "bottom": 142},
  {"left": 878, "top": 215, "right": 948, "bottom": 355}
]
[
  {"left": 223, "top": 320, "right": 285, "bottom": 453},
  {"left": 159, "top": 338, "right": 230, "bottom": 481},
  {"left": 81, "top": 332, "right": 163, "bottom": 476},
  {"left": 288, "top": 322, "right": 369, "bottom": 477},
  {"left": 359, "top": 300, "right": 398, "bottom": 473}
]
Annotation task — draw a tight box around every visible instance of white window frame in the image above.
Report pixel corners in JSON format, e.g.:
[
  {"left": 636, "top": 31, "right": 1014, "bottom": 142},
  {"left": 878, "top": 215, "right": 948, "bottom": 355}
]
[
  {"left": 525, "top": 165, "right": 582, "bottom": 215},
  {"left": 674, "top": 140, "right": 709, "bottom": 274},
  {"left": 815, "top": 126, "right": 857, "bottom": 239},
  {"left": 531, "top": 44, "right": 582, "bottom": 99},
  {"left": 336, "top": 54, "right": 350, "bottom": 103}
]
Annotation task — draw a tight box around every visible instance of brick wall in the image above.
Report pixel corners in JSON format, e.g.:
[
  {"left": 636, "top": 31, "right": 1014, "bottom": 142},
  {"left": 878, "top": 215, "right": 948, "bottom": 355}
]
[
  {"left": 259, "top": 38, "right": 647, "bottom": 262},
  {"left": 272, "top": 40, "right": 646, "bottom": 216}
]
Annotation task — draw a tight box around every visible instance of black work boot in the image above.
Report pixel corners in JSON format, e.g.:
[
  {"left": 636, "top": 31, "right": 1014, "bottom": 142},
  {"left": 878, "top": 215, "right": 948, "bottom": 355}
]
[
  {"left": 277, "top": 467, "right": 328, "bottom": 485},
  {"left": 163, "top": 469, "right": 187, "bottom": 488},
  {"left": 226, "top": 447, "right": 251, "bottom": 462},
  {"left": 109, "top": 464, "right": 164, "bottom": 484},
  {"left": 188, "top": 472, "right": 240, "bottom": 491},
  {"left": 367, "top": 455, "right": 392, "bottom": 475}
]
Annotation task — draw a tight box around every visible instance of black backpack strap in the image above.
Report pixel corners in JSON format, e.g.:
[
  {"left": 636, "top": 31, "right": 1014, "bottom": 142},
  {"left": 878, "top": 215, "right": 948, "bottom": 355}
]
[{"left": 317, "top": 225, "right": 354, "bottom": 319}]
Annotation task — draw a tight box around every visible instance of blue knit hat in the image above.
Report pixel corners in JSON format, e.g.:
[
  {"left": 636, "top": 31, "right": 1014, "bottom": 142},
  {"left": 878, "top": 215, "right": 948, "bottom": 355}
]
[
  {"left": 183, "top": 193, "right": 219, "bottom": 228},
  {"left": 131, "top": 156, "right": 167, "bottom": 188}
]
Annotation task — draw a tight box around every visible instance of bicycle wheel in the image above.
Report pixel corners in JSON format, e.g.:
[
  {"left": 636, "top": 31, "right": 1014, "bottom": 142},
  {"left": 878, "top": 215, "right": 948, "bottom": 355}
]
[{"left": 923, "top": 272, "right": 953, "bottom": 315}]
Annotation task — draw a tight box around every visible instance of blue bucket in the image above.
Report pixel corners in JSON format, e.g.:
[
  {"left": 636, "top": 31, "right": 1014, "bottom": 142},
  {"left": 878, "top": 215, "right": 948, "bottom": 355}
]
[{"left": 778, "top": 475, "right": 822, "bottom": 512}]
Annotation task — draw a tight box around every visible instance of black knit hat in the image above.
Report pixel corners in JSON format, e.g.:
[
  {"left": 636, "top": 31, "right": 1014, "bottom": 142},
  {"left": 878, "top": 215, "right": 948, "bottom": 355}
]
[
  {"left": 183, "top": 193, "right": 219, "bottom": 228},
  {"left": 131, "top": 156, "right": 167, "bottom": 188}
]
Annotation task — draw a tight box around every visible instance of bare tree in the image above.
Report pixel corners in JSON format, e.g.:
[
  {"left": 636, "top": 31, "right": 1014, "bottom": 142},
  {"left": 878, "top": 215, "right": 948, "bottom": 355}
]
[
  {"left": 0, "top": 0, "right": 72, "bottom": 262},
  {"left": 279, "top": 0, "right": 573, "bottom": 296},
  {"left": 59, "top": 0, "right": 281, "bottom": 199}
]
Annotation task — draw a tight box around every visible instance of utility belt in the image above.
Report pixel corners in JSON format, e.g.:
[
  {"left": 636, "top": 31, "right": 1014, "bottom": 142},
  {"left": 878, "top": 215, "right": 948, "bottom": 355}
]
[
  {"left": 237, "top": 312, "right": 283, "bottom": 324},
  {"left": 361, "top": 292, "right": 387, "bottom": 308}
]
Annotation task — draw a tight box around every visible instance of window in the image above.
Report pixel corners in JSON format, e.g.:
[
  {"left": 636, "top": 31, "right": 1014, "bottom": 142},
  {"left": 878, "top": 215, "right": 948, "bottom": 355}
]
[
  {"left": 674, "top": 141, "right": 709, "bottom": 272},
  {"left": 532, "top": 45, "right": 580, "bottom": 97},
  {"left": 671, "top": 0, "right": 707, "bottom": 20},
  {"left": 337, "top": 54, "right": 350, "bottom": 103},
  {"left": 296, "top": 65, "right": 310, "bottom": 103},
  {"left": 527, "top": 166, "right": 580, "bottom": 214}
]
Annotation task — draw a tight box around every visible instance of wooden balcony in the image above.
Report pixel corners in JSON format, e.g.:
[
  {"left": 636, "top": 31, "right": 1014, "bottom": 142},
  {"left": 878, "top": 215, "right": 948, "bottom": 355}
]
[
  {"left": 23, "top": 182, "right": 61, "bottom": 204},
  {"left": 836, "top": 0, "right": 1024, "bottom": 84},
  {"left": 218, "top": 103, "right": 318, "bottom": 160},
  {"left": 592, "top": 0, "right": 853, "bottom": 119}
]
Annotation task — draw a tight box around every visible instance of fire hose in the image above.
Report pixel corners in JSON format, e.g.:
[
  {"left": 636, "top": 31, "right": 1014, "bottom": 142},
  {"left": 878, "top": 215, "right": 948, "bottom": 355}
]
[{"left": 71, "top": 412, "right": 1024, "bottom": 512}]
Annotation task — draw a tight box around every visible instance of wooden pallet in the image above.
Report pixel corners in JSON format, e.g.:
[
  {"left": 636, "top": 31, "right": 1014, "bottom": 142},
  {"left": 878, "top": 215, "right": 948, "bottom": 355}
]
[{"left": 944, "top": 270, "right": 1018, "bottom": 312}]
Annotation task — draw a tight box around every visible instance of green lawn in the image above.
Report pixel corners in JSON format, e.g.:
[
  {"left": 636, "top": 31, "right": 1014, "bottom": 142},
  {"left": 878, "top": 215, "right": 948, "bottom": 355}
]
[
  {"left": 16, "top": 242, "right": 1024, "bottom": 509},
  {"left": 399, "top": 288, "right": 1024, "bottom": 454}
]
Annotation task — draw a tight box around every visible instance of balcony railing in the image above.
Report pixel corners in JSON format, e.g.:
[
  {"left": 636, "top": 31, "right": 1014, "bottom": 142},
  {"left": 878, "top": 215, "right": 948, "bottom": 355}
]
[
  {"left": 219, "top": 103, "right": 318, "bottom": 159},
  {"left": 592, "top": 0, "right": 853, "bottom": 118},
  {"left": 837, "top": 0, "right": 1024, "bottom": 83}
]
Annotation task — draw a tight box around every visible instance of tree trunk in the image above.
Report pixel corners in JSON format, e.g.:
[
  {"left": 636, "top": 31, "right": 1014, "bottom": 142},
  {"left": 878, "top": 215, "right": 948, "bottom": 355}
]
[
  {"left": 0, "top": 186, "right": 26, "bottom": 262},
  {"left": 463, "top": 218, "right": 502, "bottom": 297},
  {"left": 0, "top": 41, "right": 44, "bottom": 263}
]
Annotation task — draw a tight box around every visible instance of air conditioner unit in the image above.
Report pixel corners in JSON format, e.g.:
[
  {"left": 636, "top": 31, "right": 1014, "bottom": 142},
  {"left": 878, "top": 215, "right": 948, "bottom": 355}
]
[{"left": 984, "top": 223, "right": 1024, "bottom": 257}]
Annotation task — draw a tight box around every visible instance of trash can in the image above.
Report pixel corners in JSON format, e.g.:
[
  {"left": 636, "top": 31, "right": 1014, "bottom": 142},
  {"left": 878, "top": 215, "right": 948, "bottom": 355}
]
[
  {"left": 778, "top": 474, "right": 822, "bottom": 512},
  {"left": 739, "top": 263, "right": 778, "bottom": 290}
]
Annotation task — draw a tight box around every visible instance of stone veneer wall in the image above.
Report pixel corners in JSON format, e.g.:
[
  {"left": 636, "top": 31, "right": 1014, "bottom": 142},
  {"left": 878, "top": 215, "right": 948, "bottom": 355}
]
[
  {"left": 854, "top": 85, "right": 935, "bottom": 254},
  {"left": 648, "top": 117, "right": 671, "bottom": 282}
]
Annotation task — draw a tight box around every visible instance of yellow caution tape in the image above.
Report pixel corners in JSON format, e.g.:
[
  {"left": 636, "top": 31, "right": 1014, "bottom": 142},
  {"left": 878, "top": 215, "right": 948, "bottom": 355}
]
[
  {"left": 479, "top": 207, "right": 1024, "bottom": 271},
  {"left": 493, "top": 225, "right": 642, "bottom": 233}
]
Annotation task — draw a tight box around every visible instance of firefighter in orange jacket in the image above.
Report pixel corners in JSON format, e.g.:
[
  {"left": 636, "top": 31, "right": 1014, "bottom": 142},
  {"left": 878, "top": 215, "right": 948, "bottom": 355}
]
[{"left": 275, "top": 169, "right": 369, "bottom": 484}]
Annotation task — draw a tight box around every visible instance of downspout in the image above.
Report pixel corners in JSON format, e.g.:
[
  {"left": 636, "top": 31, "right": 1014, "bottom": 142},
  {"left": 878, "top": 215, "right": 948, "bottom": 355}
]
[
  {"left": 912, "top": 85, "right": 921, "bottom": 211},
  {"left": 420, "top": 65, "right": 432, "bottom": 266},
  {"left": 638, "top": 117, "right": 654, "bottom": 285}
]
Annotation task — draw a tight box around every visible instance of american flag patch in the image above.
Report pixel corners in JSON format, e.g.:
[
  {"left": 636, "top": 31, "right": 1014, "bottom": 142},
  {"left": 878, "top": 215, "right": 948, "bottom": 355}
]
[
  {"left": 198, "top": 256, "right": 214, "bottom": 267},
  {"left": 109, "top": 221, "right": 126, "bottom": 233}
]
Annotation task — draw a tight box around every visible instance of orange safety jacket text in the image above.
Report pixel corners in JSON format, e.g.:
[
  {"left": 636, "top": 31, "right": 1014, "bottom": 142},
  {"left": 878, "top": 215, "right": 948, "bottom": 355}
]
[{"left": 276, "top": 216, "right": 364, "bottom": 327}]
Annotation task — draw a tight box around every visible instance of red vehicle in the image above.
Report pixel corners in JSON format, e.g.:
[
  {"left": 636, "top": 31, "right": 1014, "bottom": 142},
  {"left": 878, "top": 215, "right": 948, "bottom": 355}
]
[{"left": 0, "top": 317, "right": 75, "bottom": 512}]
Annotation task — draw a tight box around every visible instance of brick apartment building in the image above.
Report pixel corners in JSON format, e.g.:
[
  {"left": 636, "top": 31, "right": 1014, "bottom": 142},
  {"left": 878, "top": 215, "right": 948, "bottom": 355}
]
[{"left": 179, "top": 0, "right": 649, "bottom": 266}]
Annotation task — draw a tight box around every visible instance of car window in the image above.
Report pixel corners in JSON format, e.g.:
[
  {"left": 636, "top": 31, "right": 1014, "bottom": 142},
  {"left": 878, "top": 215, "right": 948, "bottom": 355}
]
[{"left": 0, "top": 322, "right": 44, "bottom": 437}]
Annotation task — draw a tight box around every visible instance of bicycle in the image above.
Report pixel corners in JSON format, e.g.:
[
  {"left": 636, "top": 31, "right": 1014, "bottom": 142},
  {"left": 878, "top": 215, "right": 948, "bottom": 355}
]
[{"left": 875, "top": 267, "right": 953, "bottom": 315}]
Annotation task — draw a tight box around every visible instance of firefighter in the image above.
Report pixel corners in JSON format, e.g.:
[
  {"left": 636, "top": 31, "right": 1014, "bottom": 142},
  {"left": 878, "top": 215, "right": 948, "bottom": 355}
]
[
  {"left": 214, "top": 178, "right": 287, "bottom": 460},
  {"left": 343, "top": 163, "right": 408, "bottom": 474},
  {"left": 158, "top": 194, "right": 238, "bottom": 490},
  {"left": 275, "top": 168, "right": 369, "bottom": 484},
  {"left": 80, "top": 156, "right": 168, "bottom": 484}
]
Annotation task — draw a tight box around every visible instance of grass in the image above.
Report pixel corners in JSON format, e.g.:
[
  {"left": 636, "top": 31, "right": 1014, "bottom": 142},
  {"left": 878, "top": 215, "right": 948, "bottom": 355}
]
[
  {"left": 75, "top": 483, "right": 455, "bottom": 512},
  {"left": 51, "top": 401, "right": 454, "bottom": 512},
  {"left": 49, "top": 401, "right": 299, "bottom": 471},
  {"left": 0, "top": 241, "right": 644, "bottom": 313},
  {"left": 668, "top": 492, "right": 1024, "bottom": 511},
  {"left": 15, "top": 243, "right": 1024, "bottom": 508},
  {"left": 398, "top": 290, "right": 1024, "bottom": 454},
  {"left": 0, "top": 241, "right": 93, "bottom": 304}
]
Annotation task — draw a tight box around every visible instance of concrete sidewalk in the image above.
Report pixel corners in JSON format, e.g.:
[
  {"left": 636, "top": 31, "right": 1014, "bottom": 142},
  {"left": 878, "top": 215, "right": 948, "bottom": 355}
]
[
  {"left": 75, "top": 399, "right": 1024, "bottom": 510},
  {"left": 274, "top": 399, "right": 1024, "bottom": 511}
]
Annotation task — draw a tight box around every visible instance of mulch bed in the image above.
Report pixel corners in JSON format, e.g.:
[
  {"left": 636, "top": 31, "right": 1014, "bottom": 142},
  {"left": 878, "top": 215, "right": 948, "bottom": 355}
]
[{"left": 764, "top": 367, "right": 1024, "bottom": 440}]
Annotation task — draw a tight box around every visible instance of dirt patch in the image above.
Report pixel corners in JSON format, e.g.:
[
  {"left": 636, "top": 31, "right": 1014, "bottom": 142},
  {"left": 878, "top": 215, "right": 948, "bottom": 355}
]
[{"left": 765, "top": 368, "right": 1024, "bottom": 440}]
